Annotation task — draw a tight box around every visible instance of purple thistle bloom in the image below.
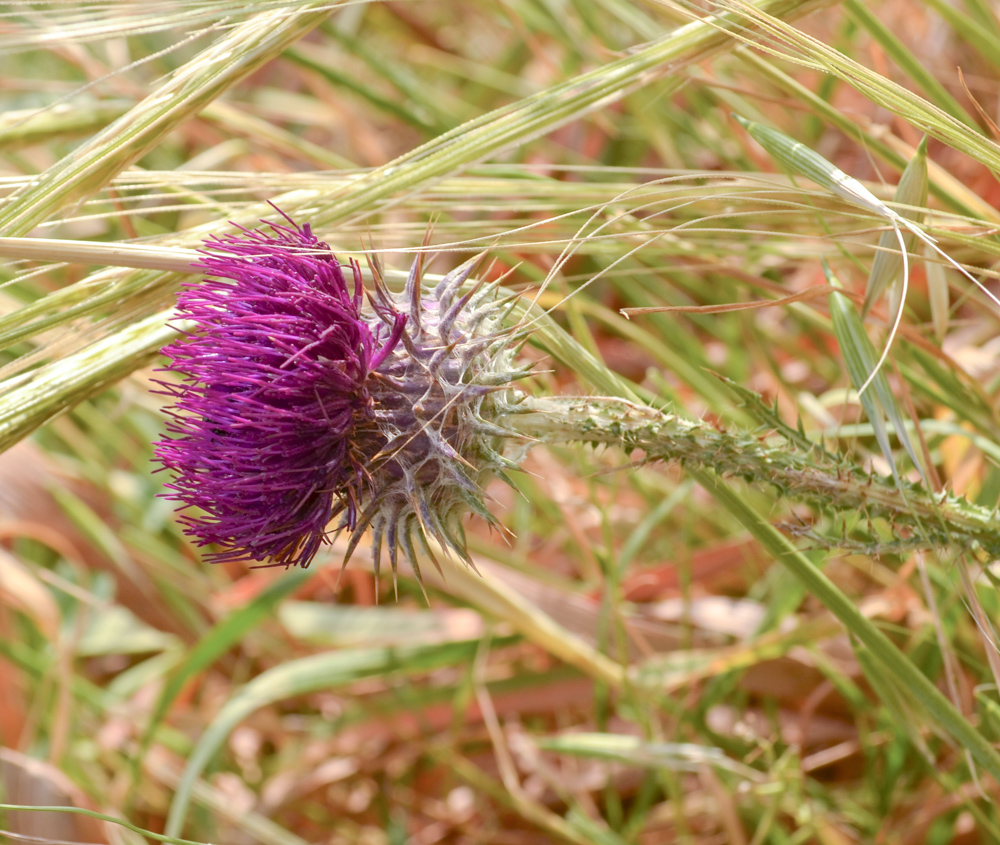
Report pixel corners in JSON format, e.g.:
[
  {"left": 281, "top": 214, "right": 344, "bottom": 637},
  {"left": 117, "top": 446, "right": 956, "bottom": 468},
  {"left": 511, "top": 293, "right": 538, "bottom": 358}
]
[
  {"left": 155, "top": 215, "right": 405, "bottom": 568},
  {"left": 155, "top": 211, "right": 526, "bottom": 578}
]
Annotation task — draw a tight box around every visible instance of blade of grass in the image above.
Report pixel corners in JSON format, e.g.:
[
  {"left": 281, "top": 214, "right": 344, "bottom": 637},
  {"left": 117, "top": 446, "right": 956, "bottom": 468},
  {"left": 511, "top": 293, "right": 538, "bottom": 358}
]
[
  {"left": 0, "top": 804, "right": 207, "bottom": 845},
  {"left": 536, "top": 733, "right": 763, "bottom": 780},
  {"left": 862, "top": 137, "right": 928, "bottom": 317},
  {"left": 828, "top": 265, "right": 924, "bottom": 482},
  {"left": 925, "top": 241, "right": 950, "bottom": 343},
  {"left": 164, "top": 635, "right": 518, "bottom": 838}
]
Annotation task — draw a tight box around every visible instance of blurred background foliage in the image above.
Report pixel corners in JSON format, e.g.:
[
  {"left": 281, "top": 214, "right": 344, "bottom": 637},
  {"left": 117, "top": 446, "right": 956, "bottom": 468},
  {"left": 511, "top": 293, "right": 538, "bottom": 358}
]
[{"left": 2, "top": 0, "right": 1000, "bottom": 842}]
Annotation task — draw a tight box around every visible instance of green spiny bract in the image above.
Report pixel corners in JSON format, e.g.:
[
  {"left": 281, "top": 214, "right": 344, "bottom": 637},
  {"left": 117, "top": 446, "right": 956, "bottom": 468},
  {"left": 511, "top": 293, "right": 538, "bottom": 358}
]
[{"left": 355, "top": 251, "right": 529, "bottom": 585}]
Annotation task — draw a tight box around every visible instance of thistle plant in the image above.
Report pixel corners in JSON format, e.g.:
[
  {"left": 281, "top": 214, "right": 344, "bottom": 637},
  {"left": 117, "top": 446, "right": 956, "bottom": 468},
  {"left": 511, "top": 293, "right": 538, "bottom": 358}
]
[
  {"left": 150, "top": 210, "right": 1000, "bottom": 586},
  {"left": 143, "top": 208, "right": 1000, "bottom": 828}
]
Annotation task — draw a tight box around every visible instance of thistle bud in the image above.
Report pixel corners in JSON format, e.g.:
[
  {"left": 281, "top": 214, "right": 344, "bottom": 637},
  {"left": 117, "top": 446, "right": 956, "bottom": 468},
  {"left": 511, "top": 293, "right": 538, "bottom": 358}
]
[{"left": 154, "top": 212, "right": 525, "bottom": 582}]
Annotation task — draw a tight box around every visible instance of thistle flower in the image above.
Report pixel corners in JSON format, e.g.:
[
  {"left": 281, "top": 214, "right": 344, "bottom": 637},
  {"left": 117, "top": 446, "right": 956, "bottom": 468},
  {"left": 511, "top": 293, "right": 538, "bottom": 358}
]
[{"left": 154, "top": 211, "right": 526, "bottom": 580}]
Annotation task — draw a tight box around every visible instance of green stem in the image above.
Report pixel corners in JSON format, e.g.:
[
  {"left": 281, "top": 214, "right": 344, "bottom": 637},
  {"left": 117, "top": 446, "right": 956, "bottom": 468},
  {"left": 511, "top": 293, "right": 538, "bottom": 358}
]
[{"left": 504, "top": 395, "right": 1000, "bottom": 556}]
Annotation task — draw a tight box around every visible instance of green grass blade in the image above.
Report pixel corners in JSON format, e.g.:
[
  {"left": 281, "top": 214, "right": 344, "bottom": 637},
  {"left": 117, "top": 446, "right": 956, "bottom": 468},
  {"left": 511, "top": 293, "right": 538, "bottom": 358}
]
[
  {"left": 733, "top": 114, "right": 893, "bottom": 217},
  {"left": 536, "top": 733, "right": 762, "bottom": 779},
  {"left": 925, "top": 240, "right": 950, "bottom": 342},
  {"left": 164, "top": 636, "right": 517, "bottom": 838},
  {"left": 827, "top": 265, "right": 924, "bottom": 482},
  {"left": 862, "top": 137, "right": 928, "bottom": 317},
  {"left": 0, "top": 803, "right": 207, "bottom": 845}
]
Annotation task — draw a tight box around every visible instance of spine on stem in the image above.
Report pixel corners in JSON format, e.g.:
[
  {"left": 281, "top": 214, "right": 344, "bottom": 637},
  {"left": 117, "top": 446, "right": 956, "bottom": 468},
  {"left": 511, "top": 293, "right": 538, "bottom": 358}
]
[{"left": 503, "top": 395, "right": 1000, "bottom": 557}]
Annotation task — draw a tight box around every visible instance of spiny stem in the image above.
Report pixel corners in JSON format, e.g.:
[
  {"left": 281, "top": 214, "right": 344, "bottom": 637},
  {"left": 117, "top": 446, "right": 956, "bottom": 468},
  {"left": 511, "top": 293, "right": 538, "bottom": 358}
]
[{"left": 504, "top": 395, "right": 1000, "bottom": 556}]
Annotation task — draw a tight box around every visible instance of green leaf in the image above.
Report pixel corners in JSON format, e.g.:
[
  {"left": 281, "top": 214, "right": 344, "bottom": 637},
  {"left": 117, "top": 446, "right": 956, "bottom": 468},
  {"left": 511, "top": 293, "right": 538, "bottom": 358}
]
[
  {"left": 862, "top": 137, "right": 928, "bottom": 317},
  {"left": 76, "top": 606, "right": 177, "bottom": 657},
  {"left": 827, "top": 263, "right": 924, "bottom": 484},
  {"left": 536, "top": 732, "right": 762, "bottom": 779}
]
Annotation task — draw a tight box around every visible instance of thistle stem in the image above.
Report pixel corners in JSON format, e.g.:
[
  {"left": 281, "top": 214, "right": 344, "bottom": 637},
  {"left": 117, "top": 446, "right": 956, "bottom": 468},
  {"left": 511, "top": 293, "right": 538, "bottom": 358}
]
[{"left": 504, "top": 395, "right": 1000, "bottom": 556}]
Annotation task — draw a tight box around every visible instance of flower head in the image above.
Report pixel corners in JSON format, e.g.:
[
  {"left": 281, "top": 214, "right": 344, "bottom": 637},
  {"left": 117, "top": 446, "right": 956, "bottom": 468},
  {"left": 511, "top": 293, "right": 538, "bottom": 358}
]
[{"left": 155, "top": 211, "right": 525, "bottom": 579}]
